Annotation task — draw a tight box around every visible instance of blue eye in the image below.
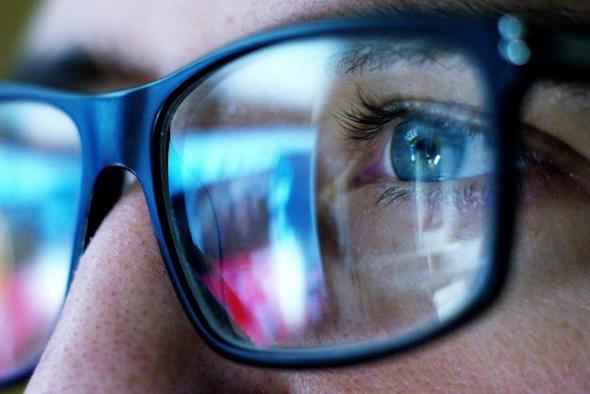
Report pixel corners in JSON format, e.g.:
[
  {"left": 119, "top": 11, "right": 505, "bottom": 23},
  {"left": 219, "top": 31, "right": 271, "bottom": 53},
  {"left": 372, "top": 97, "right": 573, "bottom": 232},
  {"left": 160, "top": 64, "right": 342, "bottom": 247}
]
[{"left": 390, "top": 118, "right": 491, "bottom": 182}]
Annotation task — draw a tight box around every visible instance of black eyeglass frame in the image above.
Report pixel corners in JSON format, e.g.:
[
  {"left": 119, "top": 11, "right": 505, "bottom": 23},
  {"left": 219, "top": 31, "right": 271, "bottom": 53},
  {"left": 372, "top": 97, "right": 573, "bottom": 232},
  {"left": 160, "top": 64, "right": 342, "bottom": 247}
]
[{"left": 3, "top": 15, "right": 588, "bottom": 382}]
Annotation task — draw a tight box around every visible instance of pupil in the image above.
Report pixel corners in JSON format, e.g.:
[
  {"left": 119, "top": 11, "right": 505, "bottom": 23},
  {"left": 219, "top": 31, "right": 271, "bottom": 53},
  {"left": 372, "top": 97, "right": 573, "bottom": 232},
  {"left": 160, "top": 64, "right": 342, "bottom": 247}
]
[{"left": 411, "top": 138, "right": 440, "bottom": 166}]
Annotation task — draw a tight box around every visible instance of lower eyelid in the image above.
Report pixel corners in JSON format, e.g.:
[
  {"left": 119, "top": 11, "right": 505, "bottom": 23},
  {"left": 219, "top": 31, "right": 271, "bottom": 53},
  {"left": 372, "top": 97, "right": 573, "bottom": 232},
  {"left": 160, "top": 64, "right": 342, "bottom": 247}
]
[{"left": 365, "top": 178, "right": 489, "bottom": 222}]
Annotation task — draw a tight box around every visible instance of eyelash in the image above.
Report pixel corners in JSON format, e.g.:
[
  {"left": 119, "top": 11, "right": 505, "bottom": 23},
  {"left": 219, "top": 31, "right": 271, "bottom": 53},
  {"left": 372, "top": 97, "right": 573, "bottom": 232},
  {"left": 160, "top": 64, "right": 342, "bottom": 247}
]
[
  {"left": 334, "top": 91, "right": 405, "bottom": 143},
  {"left": 334, "top": 91, "right": 551, "bottom": 209},
  {"left": 334, "top": 90, "right": 482, "bottom": 146}
]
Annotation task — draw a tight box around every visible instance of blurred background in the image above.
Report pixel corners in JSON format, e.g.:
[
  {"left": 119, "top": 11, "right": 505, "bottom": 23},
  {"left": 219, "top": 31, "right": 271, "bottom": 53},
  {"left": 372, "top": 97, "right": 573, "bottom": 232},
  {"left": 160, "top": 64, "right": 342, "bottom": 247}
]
[
  {"left": 1, "top": 1, "right": 40, "bottom": 392},
  {"left": 1, "top": 0, "right": 38, "bottom": 78}
]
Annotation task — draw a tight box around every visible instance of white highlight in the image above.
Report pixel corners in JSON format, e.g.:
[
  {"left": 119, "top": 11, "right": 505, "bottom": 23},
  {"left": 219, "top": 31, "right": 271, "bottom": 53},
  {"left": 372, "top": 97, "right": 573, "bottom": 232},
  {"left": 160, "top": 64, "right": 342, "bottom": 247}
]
[
  {"left": 272, "top": 231, "right": 307, "bottom": 331},
  {"left": 217, "top": 41, "right": 337, "bottom": 108},
  {"left": 433, "top": 279, "right": 469, "bottom": 321},
  {"left": 0, "top": 103, "right": 79, "bottom": 150}
]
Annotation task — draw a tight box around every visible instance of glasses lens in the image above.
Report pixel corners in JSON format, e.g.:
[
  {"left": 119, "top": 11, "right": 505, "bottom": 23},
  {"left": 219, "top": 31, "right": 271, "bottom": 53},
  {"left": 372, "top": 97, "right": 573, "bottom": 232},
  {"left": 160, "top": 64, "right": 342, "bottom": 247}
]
[
  {"left": 0, "top": 102, "right": 81, "bottom": 379},
  {"left": 167, "top": 35, "right": 498, "bottom": 350}
]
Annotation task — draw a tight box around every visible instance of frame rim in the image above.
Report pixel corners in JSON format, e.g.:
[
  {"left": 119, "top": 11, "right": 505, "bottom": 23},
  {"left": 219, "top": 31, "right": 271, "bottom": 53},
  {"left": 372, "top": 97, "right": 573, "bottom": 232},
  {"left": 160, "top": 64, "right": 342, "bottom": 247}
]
[{"left": 150, "top": 16, "right": 517, "bottom": 368}]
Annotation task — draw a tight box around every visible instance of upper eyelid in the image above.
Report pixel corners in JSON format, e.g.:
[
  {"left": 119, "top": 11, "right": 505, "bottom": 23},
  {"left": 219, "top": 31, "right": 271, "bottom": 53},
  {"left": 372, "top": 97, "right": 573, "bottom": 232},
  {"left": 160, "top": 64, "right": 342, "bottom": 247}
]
[{"left": 334, "top": 94, "right": 487, "bottom": 145}]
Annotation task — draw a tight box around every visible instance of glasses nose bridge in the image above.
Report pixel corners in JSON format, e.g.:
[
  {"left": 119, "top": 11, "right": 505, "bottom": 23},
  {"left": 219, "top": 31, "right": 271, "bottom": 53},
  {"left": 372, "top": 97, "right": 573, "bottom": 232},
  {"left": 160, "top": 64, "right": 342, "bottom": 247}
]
[{"left": 85, "top": 89, "right": 161, "bottom": 181}]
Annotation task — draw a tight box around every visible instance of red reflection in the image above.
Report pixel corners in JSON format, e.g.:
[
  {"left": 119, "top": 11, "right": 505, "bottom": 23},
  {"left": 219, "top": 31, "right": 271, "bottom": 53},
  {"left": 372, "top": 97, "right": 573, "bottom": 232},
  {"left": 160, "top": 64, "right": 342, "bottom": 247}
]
[
  {"left": 203, "top": 246, "right": 324, "bottom": 346},
  {"left": 0, "top": 267, "right": 45, "bottom": 374}
]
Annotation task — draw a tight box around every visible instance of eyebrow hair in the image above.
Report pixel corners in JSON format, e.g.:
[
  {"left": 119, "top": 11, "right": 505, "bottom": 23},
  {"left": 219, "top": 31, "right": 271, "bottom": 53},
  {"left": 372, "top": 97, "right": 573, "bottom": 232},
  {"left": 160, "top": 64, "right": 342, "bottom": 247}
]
[
  {"left": 335, "top": 39, "right": 456, "bottom": 74},
  {"left": 332, "top": 1, "right": 590, "bottom": 25}
]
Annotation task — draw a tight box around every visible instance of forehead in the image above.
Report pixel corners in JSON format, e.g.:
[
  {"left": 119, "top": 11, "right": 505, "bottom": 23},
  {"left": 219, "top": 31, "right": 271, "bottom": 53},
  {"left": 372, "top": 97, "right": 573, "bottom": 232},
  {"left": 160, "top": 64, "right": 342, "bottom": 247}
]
[{"left": 27, "top": 0, "right": 590, "bottom": 78}]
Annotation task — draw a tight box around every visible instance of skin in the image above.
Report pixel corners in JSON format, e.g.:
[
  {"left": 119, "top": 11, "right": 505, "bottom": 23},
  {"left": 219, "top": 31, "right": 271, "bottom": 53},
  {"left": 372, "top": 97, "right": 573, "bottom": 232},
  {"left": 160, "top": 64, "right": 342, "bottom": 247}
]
[{"left": 16, "top": 0, "right": 590, "bottom": 392}]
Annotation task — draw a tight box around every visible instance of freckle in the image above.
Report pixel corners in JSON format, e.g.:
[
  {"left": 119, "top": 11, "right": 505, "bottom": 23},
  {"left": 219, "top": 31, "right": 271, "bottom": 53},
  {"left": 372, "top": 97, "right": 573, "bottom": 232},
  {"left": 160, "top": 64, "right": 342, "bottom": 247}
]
[
  {"left": 227, "top": 15, "right": 235, "bottom": 25},
  {"left": 126, "top": 374, "right": 138, "bottom": 386}
]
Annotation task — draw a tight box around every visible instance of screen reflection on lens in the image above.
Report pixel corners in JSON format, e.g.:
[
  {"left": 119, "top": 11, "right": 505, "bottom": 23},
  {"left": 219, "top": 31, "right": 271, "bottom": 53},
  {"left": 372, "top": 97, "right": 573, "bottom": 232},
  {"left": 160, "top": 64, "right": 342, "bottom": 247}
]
[
  {"left": 167, "top": 35, "right": 497, "bottom": 350},
  {"left": 0, "top": 102, "right": 81, "bottom": 379}
]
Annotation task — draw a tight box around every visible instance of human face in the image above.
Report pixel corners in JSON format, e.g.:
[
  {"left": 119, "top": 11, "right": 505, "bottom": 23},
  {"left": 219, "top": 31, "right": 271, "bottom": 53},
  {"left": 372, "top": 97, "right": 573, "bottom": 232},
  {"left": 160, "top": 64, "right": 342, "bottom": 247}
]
[{"left": 20, "top": 0, "right": 590, "bottom": 392}]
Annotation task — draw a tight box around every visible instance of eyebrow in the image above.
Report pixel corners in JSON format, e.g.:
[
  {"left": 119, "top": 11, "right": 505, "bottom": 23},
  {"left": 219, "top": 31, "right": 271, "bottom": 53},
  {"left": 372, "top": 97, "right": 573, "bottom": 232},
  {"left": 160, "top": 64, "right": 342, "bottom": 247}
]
[
  {"left": 331, "top": 1, "right": 590, "bottom": 25},
  {"left": 335, "top": 40, "right": 457, "bottom": 74},
  {"left": 16, "top": 1, "right": 590, "bottom": 90},
  {"left": 16, "top": 50, "right": 149, "bottom": 92},
  {"left": 16, "top": 51, "right": 105, "bottom": 91}
]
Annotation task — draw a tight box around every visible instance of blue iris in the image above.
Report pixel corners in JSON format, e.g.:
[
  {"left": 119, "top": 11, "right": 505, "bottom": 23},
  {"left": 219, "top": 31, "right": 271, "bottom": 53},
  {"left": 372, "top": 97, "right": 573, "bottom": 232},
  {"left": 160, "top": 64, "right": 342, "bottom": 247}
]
[{"left": 391, "top": 119, "right": 468, "bottom": 182}]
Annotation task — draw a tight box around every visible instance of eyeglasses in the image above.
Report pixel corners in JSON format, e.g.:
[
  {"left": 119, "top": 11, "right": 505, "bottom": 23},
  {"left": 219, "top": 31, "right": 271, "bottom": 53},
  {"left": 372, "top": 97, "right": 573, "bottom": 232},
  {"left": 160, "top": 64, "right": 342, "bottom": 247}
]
[{"left": 0, "top": 14, "right": 588, "bottom": 383}]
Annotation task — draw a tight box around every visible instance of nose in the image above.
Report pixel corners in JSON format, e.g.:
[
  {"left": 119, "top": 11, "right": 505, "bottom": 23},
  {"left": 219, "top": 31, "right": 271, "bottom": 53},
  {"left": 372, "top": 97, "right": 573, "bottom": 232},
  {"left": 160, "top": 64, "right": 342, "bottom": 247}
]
[{"left": 24, "top": 182, "right": 288, "bottom": 393}]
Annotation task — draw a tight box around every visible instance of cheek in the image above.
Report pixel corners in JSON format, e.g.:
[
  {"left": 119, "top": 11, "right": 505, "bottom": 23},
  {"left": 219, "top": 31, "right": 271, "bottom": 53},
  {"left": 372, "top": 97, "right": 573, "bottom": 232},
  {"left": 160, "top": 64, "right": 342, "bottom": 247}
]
[
  {"left": 488, "top": 181, "right": 590, "bottom": 388},
  {"left": 513, "top": 177, "right": 590, "bottom": 298},
  {"left": 311, "top": 145, "right": 590, "bottom": 391}
]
